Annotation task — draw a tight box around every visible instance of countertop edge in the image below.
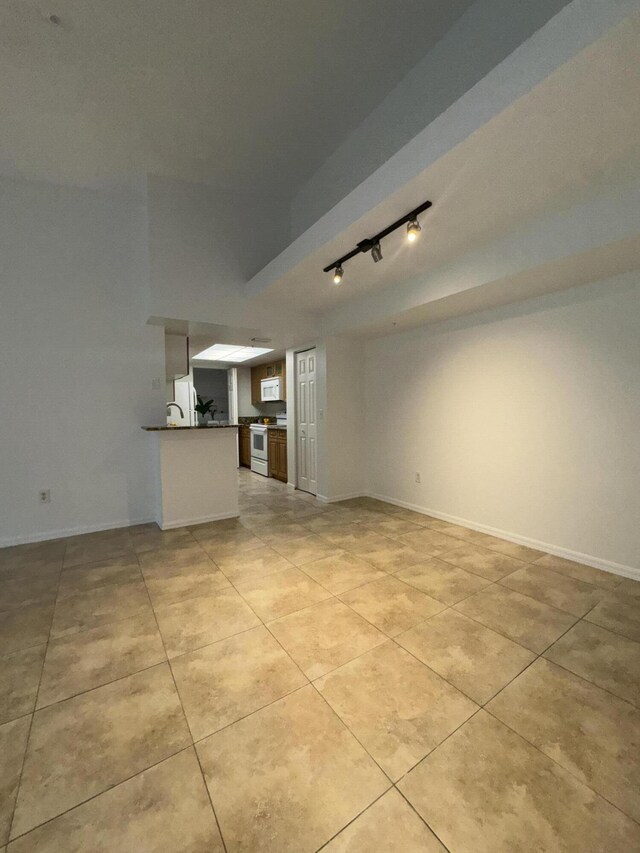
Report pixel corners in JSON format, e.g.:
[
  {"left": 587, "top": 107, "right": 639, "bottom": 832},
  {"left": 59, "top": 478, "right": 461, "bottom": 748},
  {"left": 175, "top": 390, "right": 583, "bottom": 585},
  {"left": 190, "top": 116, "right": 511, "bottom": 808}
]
[{"left": 141, "top": 425, "right": 239, "bottom": 431}]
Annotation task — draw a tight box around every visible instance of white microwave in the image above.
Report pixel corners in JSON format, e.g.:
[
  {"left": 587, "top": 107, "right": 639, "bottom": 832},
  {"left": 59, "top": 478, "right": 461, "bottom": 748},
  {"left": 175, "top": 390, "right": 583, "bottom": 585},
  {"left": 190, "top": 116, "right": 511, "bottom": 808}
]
[{"left": 261, "top": 376, "right": 283, "bottom": 402}]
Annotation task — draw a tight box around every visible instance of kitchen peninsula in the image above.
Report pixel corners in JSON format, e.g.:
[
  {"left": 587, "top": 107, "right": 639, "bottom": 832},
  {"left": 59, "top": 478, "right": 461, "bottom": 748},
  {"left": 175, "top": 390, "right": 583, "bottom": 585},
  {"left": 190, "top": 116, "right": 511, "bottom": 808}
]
[{"left": 142, "top": 425, "right": 239, "bottom": 529}]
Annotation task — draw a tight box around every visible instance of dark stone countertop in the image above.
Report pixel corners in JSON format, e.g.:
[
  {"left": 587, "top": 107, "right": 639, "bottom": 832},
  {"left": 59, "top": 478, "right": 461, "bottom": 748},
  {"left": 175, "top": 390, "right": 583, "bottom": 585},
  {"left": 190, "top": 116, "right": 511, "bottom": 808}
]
[
  {"left": 141, "top": 425, "right": 238, "bottom": 431},
  {"left": 238, "top": 423, "right": 287, "bottom": 430}
]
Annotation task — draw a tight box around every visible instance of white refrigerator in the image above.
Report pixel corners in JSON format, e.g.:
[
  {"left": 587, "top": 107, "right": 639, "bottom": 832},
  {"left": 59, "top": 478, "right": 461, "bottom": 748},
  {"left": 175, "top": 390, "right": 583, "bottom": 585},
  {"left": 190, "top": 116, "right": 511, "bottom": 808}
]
[{"left": 168, "top": 379, "right": 198, "bottom": 426}]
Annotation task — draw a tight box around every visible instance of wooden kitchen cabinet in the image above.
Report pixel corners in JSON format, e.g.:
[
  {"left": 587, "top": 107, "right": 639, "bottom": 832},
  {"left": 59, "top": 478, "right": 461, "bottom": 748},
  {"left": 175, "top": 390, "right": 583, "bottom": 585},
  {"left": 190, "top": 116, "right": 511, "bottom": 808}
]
[
  {"left": 251, "top": 360, "right": 286, "bottom": 404},
  {"left": 268, "top": 429, "right": 288, "bottom": 482},
  {"left": 238, "top": 425, "right": 251, "bottom": 468}
]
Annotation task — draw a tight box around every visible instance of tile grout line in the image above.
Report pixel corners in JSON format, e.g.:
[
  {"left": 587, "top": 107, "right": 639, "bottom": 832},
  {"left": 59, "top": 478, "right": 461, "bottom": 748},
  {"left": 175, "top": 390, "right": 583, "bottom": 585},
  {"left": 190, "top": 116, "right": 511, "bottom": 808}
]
[
  {"left": 6, "top": 743, "right": 196, "bottom": 845},
  {"left": 317, "top": 560, "right": 638, "bottom": 820},
  {"left": 481, "top": 703, "right": 640, "bottom": 828},
  {"left": 210, "top": 524, "right": 400, "bottom": 849},
  {"left": 3, "top": 478, "right": 638, "bottom": 846},
  {"left": 6, "top": 541, "right": 67, "bottom": 843},
  {"left": 312, "top": 788, "right": 392, "bottom": 852},
  {"left": 20, "top": 547, "right": 628, "bottom": 839},
  {"left": 63, "top": 508, "right": 602, "bottom": 753},
  {"left": 192, "top": 746, "right": 229, "bottom": 853},
  {"left": 225, "top": 483, "right": 640, "bottom": 832},
  {"left": 309, "top": 674, "right": 395, "bottom": 784},
  {"left": 137, "top": 550, "right": 231, "bottom": 853},
  {"left": 229, "top": 542, "right": 496, "bottom": 817},
  {"left": 198, "top": 525, "right": 408, "bottom": 846},
  {"left": 162, "top": 521, "right": 335, "bottom": 849},
  {"left": 393, "top": 785, "right": 454, "bottom": 853},
  {"left": 474, "top": 610, "right": 640, "bottom": 829},
  {"left": 540, "top": 644, "right": 640, "bottom": 710},
  {"left": 190, "top": 683, "right": 311, "bottom": 746},
  {"left": 393, "top": 705, "right": 485, "bottom": 786}
]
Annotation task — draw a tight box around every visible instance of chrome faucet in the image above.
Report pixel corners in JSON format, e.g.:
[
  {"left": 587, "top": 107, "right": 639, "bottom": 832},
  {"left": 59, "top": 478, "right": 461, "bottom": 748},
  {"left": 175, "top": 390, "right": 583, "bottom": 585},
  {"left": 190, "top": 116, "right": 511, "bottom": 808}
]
[{"left": 166, "top": 402, "right": 184, "bottom": 418}]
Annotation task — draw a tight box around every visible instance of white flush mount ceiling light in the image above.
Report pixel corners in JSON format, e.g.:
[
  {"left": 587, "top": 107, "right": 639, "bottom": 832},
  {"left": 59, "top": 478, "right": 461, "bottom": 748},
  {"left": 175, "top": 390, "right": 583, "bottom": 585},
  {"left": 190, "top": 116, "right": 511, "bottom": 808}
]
[
  {"left": 323, "top": 199, "right": 432, "bottom": 284},
  {"left": 194, "top": 344, "right": 273, "bottom": 362}
]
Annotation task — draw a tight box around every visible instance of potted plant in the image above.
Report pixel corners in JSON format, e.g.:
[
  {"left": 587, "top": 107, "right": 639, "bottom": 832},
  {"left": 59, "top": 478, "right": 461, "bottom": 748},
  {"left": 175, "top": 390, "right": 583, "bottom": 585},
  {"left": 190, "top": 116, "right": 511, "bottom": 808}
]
[{"left": 195, "top": 395, "right": 217, "bottom": 426}]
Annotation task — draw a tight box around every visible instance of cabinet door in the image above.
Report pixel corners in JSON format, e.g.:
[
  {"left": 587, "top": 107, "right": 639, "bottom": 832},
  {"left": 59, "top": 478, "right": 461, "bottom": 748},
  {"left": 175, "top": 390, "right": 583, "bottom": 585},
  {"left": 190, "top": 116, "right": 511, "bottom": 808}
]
[
  {"left": 279, "top": 360, "right": 286, "bottom": 401},
  {"left": 251, "top": 365, "right": 266, "bottom": 404},
  {"left": 268, "top": 432, "right": 278, "bottom": 476},
  {"left": 239, "top": 427, "right": 250, "bottom": 467},
  {"left": 281, "top": 436, "right": 288, "bottom": 482},
  {"left": 250, "top": 368, "right": 261, "bottom": 405},
  {"left": 273, "top": 431, "right": 287, "bottom": 482}
]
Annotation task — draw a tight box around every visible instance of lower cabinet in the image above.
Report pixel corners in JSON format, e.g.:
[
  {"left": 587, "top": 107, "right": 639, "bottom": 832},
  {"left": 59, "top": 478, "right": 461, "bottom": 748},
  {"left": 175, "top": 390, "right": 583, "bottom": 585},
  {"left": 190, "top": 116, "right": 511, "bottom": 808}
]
[
  {"left": 268, "top": 429, "right": 288, "bottom": 482},
  {"left": 238, "top": 425, "right": 251, "bottom": 468}
]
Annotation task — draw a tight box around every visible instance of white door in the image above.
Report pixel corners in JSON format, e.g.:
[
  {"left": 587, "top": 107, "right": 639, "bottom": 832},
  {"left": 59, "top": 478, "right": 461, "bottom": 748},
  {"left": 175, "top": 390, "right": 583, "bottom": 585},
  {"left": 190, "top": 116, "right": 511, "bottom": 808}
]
[{"left": 296, "top": 348, "right": 317, "bottom": 495}]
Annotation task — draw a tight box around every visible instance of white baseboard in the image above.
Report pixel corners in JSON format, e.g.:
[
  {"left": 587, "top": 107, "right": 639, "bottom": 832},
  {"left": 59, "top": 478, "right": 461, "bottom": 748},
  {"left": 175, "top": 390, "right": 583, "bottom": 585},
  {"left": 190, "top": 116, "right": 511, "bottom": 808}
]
[
  {"left": 0, "top": 516, "right": 157, "bottom": 548},
  {"left": 367, "top": 492, "right": 640, "bottom": 583},
  {"left": 4, "top": 494, "right": 637, "bottom": 585},
  {"left": 160, "top": 510, "right": 240, "bottom": 531},
  {"left": 317, "top": 491, "right": 367, "bottom": 504}
]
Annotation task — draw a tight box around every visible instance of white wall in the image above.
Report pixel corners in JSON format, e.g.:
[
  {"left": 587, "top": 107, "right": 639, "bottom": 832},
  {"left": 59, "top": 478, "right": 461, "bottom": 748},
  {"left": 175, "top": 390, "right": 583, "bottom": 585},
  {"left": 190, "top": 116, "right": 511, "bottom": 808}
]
[
  {"left": 324, "top": 337, "right": 365, "bottom": 501},
  {"left": 364, "top": 274, "right": 640, "bottom": 572},
  {"left": 146, "top": 176, "right": 318, "bottom": 346},
  {"left": 0, "top": 177, "right": 165, "bottom": 545},
  {"left": 290, "top": 0, "right": 571, "bottom": 238}
]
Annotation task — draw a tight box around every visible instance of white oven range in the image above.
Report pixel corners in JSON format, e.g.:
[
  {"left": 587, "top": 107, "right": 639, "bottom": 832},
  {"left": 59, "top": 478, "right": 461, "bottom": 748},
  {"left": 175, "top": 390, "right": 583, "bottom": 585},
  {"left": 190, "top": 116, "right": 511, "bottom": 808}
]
[{"left": 249, "top": 424, "right": 269, "bottom": 476}]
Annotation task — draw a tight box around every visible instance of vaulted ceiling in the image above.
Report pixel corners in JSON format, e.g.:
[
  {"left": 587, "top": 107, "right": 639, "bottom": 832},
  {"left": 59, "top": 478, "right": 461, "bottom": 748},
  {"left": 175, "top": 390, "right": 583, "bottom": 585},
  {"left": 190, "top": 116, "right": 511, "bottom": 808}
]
[
  {"left": 0, "top": 0, "right": 473, "bottom": 195},
  {"left": 246, "top": 7, "right": 640, "bottom": 339}
]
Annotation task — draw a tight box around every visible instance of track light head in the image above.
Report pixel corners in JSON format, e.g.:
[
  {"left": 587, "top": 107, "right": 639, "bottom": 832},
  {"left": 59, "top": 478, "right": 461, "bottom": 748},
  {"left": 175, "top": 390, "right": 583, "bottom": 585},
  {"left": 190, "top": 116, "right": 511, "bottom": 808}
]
[
  {"left": 370, "top": 242, "right": 383, "bottom": 263},
  {"left": 332, "top": 265, "right": 344, "bottom": 285},
  {"left": 406, "top": 216, "right": 421, "bottom": 242}
]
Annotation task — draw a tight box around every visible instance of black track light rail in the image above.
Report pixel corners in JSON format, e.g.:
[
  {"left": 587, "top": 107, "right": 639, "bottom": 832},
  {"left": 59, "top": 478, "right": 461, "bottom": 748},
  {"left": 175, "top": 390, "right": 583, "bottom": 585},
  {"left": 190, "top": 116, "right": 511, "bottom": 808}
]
[{"left": 323, "top": 199, "right": 432, "bottom": 273}]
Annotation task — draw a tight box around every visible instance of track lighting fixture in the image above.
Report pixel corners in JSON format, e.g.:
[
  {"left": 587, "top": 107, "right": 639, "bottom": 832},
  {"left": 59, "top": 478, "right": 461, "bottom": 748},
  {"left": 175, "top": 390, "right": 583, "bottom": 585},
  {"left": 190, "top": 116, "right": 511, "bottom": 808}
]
[
  {"left": 406, "top": 216, "right": 421, "bottom": 242},
  {"left": 323, "top": 199, "right": 431, "bottom": 283}
]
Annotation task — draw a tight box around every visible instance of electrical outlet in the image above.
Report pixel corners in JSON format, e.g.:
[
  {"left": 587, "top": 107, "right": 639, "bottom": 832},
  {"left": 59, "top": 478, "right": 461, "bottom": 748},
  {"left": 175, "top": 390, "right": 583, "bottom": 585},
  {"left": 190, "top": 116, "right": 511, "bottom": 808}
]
[
  {"left": 415, "top": 472, "right": 421, "bottom": 484},
  {"left": 151, "top": 378, "right": 161, "bottom": 390},
  {"left": 39, "top": 489, "right": 51, "bottom": 503}
]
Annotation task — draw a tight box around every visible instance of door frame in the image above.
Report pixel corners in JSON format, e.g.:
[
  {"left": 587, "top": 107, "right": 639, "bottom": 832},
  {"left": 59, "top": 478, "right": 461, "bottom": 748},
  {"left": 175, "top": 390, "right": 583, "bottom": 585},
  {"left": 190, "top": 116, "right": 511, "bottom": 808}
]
[
  {"left": 294, "top": 346, "right": 317, "bottom": 494},
  {"left": 285, "top": 344, "right": 321, "bottom": 495}
]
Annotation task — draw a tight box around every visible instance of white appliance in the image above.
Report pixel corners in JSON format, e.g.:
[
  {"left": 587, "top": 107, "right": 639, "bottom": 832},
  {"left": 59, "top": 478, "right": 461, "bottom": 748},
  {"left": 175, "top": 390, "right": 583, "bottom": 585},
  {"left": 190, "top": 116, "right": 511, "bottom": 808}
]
[
  {"left": 250, "top": 424, "right": 269, "bottom": 476},
  {"left": 276, "top": 411, "right": 287, "bottom": 427},
  {"left": 261, "top": 376, "right": 282, "bottom": 402},
  {"left": 168, "top": 379, "right": 197, "bottom": 426}
]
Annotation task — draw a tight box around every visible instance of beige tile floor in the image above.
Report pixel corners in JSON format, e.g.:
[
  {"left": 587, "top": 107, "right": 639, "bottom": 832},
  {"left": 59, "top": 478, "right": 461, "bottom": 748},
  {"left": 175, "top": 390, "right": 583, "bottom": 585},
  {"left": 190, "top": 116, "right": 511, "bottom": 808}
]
[{"left": 1, "top": 469, "right": 639, "bottom": 851}]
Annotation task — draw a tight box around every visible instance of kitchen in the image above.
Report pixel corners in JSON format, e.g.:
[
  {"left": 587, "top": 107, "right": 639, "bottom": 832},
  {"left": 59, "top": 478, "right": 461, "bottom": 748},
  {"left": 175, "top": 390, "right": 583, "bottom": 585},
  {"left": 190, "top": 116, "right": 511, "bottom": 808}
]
[
  {"left": 166, "top": 334, "right": 289, "bottom": 484},
  {"left": 238, "top": 361, "right": 288, "bottom": 483}
]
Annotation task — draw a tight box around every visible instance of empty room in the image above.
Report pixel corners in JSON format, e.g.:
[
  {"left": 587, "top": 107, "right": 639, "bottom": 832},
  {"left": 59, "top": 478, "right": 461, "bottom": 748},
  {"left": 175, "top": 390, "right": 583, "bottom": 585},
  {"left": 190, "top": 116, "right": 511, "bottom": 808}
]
[{"left": 1, "top": 1, "right": 639, "bottom": 851}]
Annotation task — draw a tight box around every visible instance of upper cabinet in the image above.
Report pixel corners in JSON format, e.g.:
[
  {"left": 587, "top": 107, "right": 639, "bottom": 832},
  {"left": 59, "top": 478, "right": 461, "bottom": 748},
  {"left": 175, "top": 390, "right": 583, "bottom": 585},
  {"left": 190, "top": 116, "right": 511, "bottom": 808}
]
[
  {"left": 251, "top": 360, "right": 286, "bottom": 404},
  {"left": 165, "top": 334, "right": 189, "bottom": 381}
]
